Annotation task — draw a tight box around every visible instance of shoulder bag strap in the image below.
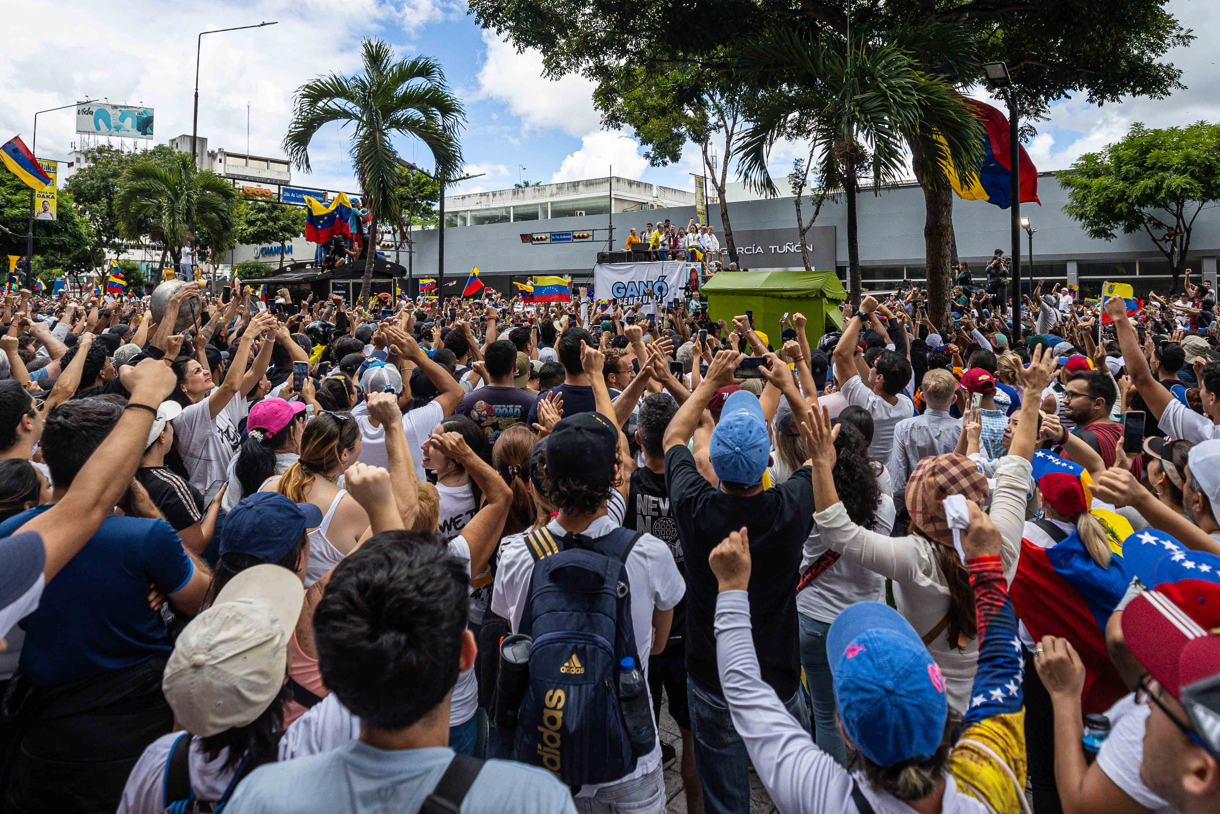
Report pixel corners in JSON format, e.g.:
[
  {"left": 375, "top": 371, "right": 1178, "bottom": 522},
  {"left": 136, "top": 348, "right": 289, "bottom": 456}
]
[
  {"left": 850, "top": 779, "right": 878, "bottom": 814},
  {"left": 420, "top": 753, "right": 485, "bottom": 814},
  {"left": 163, "top": 733, "right": 194, "bottom": 810},
  {"left": 1032, "top": 518, "right": 1070, "bottom": 545},
  {"left": 287, "top": 676, "right": 324, "bottom": 711},
  {"left": 921, "top": 614, "right": 951, "bottom": 647}
]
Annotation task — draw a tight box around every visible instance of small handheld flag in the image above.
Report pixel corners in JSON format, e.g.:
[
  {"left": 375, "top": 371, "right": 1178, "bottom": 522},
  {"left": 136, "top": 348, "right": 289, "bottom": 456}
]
[
  {"left": 33, "top": 279, "right": 45, "bottom": 294},
  {"left": 106, "top": 271, "right": 126, "bottom": 294},
  {"left": 0, "top": 136, "right": 51, "bottom": 191},
  {"left": 462, "top": 267, "right": 484, "bottom": 297},
  {"left": 1100, "top": 281, "right": 1140, "bottom": 324},
  {"left": 531, "top": 275, "right": 571, "bottom": 303}
]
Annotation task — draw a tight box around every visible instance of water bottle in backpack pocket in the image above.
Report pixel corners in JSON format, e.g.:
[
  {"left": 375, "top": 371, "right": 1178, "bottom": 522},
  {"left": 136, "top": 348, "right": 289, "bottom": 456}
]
[{"left": 510, "top": 526, "right": 654, "bottom": 787}]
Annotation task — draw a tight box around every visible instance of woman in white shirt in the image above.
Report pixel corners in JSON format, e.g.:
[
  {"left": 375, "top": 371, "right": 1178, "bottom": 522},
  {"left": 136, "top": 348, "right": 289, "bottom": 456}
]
[
  {"left": 421, "top": 414, "right": 487, "bottom": 544},
  {"left": 264, "top": 412, "right": 369, "bottom": 587}
]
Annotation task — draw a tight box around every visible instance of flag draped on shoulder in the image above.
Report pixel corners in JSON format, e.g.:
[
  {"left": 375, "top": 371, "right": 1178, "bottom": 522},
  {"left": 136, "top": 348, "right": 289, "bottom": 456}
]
[
  {"left": 943, "top": 99, "right": 1040, "bottom": 210},
  {"left": 304, "top": 193, "right": 354, "bottom": 244},
  {"left": 0, "top": 136, "right": 51, "bottom": 190}
]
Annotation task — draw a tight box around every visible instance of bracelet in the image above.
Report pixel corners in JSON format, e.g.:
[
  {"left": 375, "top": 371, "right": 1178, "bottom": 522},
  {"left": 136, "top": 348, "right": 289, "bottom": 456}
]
[{"left": 126, "top": 402, "right": 159, "bottom": 416}]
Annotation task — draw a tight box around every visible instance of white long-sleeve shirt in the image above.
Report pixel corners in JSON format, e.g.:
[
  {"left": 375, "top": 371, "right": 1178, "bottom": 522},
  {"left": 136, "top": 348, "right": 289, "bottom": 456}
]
[
  {"left": 714, "top": 591, "right": 991, "bottom": 813},
  {"left": 812, "top": 455, "right": 1031, "bottom": 712}
]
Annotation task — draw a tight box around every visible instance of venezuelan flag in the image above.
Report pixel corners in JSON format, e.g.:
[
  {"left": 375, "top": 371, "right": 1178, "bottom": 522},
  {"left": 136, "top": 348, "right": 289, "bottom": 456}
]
[
  {"left": 462, "top": 267, "right": 484, "bottom": 297},
  {"left": 256, "top": 285, "right": 268, "bottom": 301},
  {"left": 33, "top": 279, "right": 44, "bottom": 294},
  {"left": 1100, "top": 281, "right": 1140, "bottom": 324},
  {"left": 946, "top": 99, "right": 1040, "bottom": 210},
  {"left": 419, "top": 278, "right": 437, "bottom": 291},
  {"left": 513, "top": 280, "right": 535, "bottom": 301},
  {"left": 532, "top": 275, "right": 571, "bottom": 303},
  {"left": 0, "top": 136, "right": 51, "bottom": 190},
  {"left": 106, "top": 272, "right": 126, "bottom": 294},
  {"left": 304, "top": 193, "right": 354, "bottom": 244}
]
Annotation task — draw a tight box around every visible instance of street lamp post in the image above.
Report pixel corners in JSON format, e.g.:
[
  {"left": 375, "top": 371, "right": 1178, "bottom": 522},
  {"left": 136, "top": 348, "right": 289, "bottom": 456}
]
[
  {"left": 397, "top": 158, "right": 483, "bottom": 296},
  {"left": 1021, "top": 217, "right": 1037, "bottom": 292},
  {"left": 983, "top": 61, "right": 1021, "bottom": 344},
  {"left": 190, "top": 21, "right": 277, "bottom": 271},
  {"left": 24, "top": 100, "right": 98, "bottom": 286}
]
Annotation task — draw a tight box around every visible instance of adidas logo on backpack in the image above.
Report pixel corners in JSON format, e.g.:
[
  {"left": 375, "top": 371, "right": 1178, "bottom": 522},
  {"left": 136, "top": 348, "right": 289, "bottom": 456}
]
[{"left": 507, "top": 525, "right": 655, "bottom": 787}]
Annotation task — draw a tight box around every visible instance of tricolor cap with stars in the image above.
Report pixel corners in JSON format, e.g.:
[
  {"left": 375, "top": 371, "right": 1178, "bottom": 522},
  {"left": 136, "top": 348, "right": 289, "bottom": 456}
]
[{"left": 1124, "top": 529, "right": 1220, "bottom": 630}]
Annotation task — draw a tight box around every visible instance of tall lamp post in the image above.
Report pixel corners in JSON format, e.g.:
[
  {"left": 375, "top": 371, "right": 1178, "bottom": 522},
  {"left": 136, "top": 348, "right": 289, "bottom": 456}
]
[
  {"left": 24, "top": 100, "right": 98, "bottom": 286},
  {"left": 983, "top": 61, "right": 1021, "bottom": 344},
  {"left": 397, "top": 159, "right": 483, "bottom": 295},
  {"left": 1021, "top": 217, "right": 1037, "bottom": 290},
  {"left": 191, "top": 21, "right": 277, "bottom": 264}
]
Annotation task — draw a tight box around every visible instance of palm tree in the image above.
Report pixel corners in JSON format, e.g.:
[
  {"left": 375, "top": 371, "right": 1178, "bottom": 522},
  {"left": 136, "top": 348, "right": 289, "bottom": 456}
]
[
  {"left": 283, "top": 39, "right": 464, "bottom": 303},
  {"left": 735, "top": 22, "right": 983, "bottom": 314},
  {"left": 114, "top": 152, "right": 239, "bottom": 276}
]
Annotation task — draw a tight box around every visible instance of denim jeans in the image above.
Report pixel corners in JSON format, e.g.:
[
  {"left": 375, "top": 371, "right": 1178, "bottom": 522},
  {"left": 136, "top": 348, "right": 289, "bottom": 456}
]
[
  {"left": 798, "top": 613, "right": 847, "bottom": 767},
  {"left": 573, "top": 763, "right": 666, "bottom": 814},
  {"left": 687, "top": 675, "right": 811, "bottom": 814},
  {"left": 449, "top": 712, "right": 479, "bottom": 757}
]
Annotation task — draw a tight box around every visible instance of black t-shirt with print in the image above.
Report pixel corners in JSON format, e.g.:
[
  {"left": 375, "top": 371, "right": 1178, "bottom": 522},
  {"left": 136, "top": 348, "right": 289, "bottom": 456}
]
[
  {"left": 624, "top": 465, "right": 685, "bottom": 646},
  {"left": 136, "top": 466, "right": 205, "bottom": 532}
]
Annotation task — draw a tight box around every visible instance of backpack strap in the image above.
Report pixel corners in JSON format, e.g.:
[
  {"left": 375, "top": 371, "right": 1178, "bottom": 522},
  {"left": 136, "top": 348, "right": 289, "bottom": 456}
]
[
  {"left": 287, "top": 676, "right": 324, "bottom": 710},
  {"left": 524, "top": 527, "right": 561, "bottom": 563},
  {"left": 1032, "top": 518, "right": 1070, "bottom": 545},
  {"left": 162, "top": 733, "right": 194, "bottom": 811},
  {"left": 420, "top": 753, "right": 485, "bottom": 814}
]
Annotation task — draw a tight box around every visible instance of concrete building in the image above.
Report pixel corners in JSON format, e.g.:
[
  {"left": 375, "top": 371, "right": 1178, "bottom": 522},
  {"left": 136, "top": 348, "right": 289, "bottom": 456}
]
[
  {"left": 410, "top": 172, "right": 1220, "bottom": 297},
  {"left": 441, "top": 176, "right": 695, "bottom": 228}
]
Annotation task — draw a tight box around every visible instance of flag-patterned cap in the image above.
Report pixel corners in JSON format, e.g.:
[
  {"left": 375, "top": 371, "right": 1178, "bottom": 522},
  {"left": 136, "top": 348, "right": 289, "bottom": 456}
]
[{"left": 1124, "top": 529, "right": 1220, "bottom": 629}]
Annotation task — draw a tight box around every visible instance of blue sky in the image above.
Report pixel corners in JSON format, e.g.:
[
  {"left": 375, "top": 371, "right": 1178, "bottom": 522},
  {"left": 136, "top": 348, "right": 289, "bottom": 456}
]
[{"left": 1, "top": 0, "right": 1216, "bottom": 200}]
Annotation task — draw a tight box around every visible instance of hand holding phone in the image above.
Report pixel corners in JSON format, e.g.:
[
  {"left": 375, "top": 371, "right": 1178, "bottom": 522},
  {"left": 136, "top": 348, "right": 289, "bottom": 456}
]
[
  {"left": 734, "top": 357, "right": 768, "bottom": 379},
  {"left": 293, "top": 361, "right": 308, "bottom": 393},
  {"left": 1122, "top": 411, "right": 1145, "bottom": 453}
]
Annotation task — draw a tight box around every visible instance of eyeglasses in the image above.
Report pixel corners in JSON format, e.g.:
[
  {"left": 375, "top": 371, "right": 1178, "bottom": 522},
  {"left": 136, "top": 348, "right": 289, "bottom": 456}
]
[
  {"left": 1063, "top": 390, "right": 1094, "bottom": 402},
  {"left": 1138, "top": 675, "right": 1214, "bottom": 754}
]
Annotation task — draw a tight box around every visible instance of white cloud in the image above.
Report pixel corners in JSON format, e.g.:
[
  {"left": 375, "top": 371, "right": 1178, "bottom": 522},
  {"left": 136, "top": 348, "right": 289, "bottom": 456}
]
[
  {"left": 475, "top": 31, "right": 601, "bottom": 137},
  {"left": 551, "top": 131, "right": 647, "bottom": 183}
]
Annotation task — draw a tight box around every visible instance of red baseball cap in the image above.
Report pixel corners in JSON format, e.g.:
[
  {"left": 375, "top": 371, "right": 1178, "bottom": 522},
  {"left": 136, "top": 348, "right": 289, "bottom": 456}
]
[
  {"left": 1063, "top": 356, "right": 1094, "bottom": 373},
  {"left": 708, "top": 385, "right": 741, "bottom": 413},
  {"left": 1122, "top": 590, "right": 1220, "bottom": 755},
  {"left": 959, "top": 368, "right": 996, "bottom": 394}
]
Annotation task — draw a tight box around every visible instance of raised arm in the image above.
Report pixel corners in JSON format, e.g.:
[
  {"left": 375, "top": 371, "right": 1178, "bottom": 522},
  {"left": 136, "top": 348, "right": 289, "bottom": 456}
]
[
  {"left": 365, "top": 391, "right": 419, "bottom": 529},
  {"left": 663, "top": 349, "right": 742, "bottom": 451},
  {"left": 389, "top": 327, "right": 464, "bottom": 416},
  {"left": 433, "top": 432, "right": 511, "bottom": 576},
  {"left": 1106, "top": 296, "right": 1174, "bottom": 421},
  {"left": 17, "top": 359, "right": 177, "bottom": 580},
  {"left": 209, "top": 311, "right": 275, "bottom": 420}
]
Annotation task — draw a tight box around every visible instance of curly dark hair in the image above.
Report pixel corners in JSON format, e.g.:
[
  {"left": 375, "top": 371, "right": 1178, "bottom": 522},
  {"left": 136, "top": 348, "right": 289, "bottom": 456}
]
[{"left": 831, "top": 423, "right": 881, "bottom": 530}]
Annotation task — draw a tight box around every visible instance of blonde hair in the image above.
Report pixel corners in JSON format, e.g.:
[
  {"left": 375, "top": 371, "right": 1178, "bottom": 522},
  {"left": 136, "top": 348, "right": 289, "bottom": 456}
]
[
  {"left": 740, "top": 379, "right": 765, "bottom": 398},
  {"left": 1076, "top": 512, "right": 1113, "bottom": 569},
  {"left": 920, "top": 368, "right": 956, "bottom": 407},
  {"left": 996, "top": 353, "right": 1023, "bottom": 386},
  {"left": 411, "top": 482, "right": 441, "bottom": 533}
]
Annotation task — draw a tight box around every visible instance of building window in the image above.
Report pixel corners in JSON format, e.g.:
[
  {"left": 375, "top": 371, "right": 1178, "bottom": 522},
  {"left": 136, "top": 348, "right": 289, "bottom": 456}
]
[
  {"left": 512, "top": 204, "right": 541, "bottom": 222},
  {"left": 470, "top": 207, "right": 511, "bottom": 226},
  {"left": 550, "top": 197, "right": 610, "bottom": 219},
  {"left": 1077, "top": 261, "right": 1134, "bottom": 279},
  {"left": 445, "top": 211, "right": 466, "bottom": 228}
]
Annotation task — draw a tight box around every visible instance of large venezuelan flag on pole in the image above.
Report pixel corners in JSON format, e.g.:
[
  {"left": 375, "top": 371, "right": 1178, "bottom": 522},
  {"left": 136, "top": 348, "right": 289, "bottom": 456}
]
[
  {"left": 462, "top": 267, "right": 484, "bottom": 297},
  {"left": 0, "top": 137, "right": 52, "bottom": 191},
  {"left": 947, "top": 99, "right": 1040, "bottom": 210},
  {"left": 304, "top": 193, "right": 355, "bottom": 244},
  {"left": 532, "top": 275, "right": 571, "bottom": 303}
]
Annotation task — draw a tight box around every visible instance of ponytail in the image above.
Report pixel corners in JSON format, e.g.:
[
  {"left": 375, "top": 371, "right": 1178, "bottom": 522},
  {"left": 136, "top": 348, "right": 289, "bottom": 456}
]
[
  {"left": 1076, "top": 512, "right": 1113, "bottom": 569},
  {"left": 276, "top": 461, "right": 316, "bottom": 504},
  {"left": 277, "top": 412, "right": 358, "bottom": 502},
  {"left": 492, "top": 425, "right": 537, "bottom": 537},
  {"left": 235, "top": 416, "right": 304, "bottom": 499}
]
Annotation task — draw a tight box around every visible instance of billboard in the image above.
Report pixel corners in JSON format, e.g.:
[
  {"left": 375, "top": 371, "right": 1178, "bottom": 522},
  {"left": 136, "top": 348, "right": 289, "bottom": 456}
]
[
  {"left": 694, "top": 176, "right": 707, "bottom": 225},
  {"left": 76, "top": 102, "right": 154, "bottom": 140},
  {"left": 32, "top": 159, "right": 56, "bottom": 221},
  {"left": 280, "top": 187, "right": 327, "bottom": 206}
]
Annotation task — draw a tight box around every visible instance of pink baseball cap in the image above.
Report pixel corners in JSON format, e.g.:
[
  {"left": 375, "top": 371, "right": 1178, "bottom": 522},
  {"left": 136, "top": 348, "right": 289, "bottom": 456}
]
[{"left": 248, "top": 398, "right": 306, "bottom": 436}]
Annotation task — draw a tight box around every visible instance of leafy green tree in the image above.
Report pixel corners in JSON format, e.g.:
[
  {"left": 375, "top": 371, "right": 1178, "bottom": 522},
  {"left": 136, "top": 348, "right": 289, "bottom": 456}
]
[
  {"left": 735, "top": 22, "right": 983, "bottom": 307},
  {"left": 233, "top": 260, "right": 270, "bottom": 280},
  {"left": 0, "top": 170, "right": 94, "bottom": 280},
  {"left": 114, "top": 151, "right": 239, "bottom": 275},
  {"left": 236, "top": 198, "right": 307, "bottom": 268},
  {"left": 471, "top": 0, "right": 1190, "bottom": 323},
  {"left": 116, "top": 260, "right": 146, "bottom": 292},
  {"left": 1060, "top": 122, "right": 1220, "bottom": 294},
  {"left": 283, "top": 39, "right": 464, "bottom": 302},
  {"left": 595, "top": 62, "right": 747, "bottom": 265}
]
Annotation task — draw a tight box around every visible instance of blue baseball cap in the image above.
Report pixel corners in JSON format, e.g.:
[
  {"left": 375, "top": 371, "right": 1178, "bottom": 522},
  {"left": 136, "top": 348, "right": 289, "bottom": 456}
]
[
  {"left": 220, "top": 492, "right": 323, "bottom": 564},
  {"left": 828, "top": 602, "right": 948, "bottom": 767},
  {"left": 709, "top": 390, "right": 770, "bottom": 486}
]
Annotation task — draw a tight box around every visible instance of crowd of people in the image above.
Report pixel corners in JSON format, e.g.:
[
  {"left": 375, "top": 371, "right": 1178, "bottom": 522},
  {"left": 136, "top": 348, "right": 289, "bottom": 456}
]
[{"left": 0, "top": 271, "right": 1218, "bottom": 814}]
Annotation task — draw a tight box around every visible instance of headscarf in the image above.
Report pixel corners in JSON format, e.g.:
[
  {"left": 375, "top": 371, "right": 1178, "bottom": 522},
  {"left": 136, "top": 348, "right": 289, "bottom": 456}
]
[{"left": 905, "top": 453, "right": 989, "bottom": 547}]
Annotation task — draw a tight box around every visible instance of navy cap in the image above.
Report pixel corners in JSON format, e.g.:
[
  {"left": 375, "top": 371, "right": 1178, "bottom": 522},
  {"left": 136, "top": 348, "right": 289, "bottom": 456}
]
[
  {"left": 547, "top": 412, "right": 619, "bottom": 483},
  {"left": 827, "top": 602, "right": 948, "bottom": 767},
  {"left": 220, "top": 492, "right": 323, "bottom": 564}
]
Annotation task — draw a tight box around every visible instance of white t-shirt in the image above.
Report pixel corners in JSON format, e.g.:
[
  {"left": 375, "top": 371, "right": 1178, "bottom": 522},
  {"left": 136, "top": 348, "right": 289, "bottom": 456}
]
[
  {"left": 445, "top": 535, "right": 479, "bottom": 726},
  {"left": 1158, "top": 398, "right": 1220, "bottom": 444},
  {"left": 353, "top": 399, "right": 443, "bottom": 479},
  {"left": 117, "top": 733, "right": 238, "bottom": 814},
  {"left": 840, "top": 375, "right": 914, "bottom": 465},
  {"left": 490, "top": 512, "right": 684, "bottom": 796},
  {"left": 436, "top": 481, "right": 478, "bottom": 543},
  {"left": 797, "top": 493, "right": 895, "bottom": 624},
  {"left": 1095, "top": 693, "right": 1174, "bottom": 813},
  {"left": 172, "top": 391, "right": 250, "bottom": 491}
]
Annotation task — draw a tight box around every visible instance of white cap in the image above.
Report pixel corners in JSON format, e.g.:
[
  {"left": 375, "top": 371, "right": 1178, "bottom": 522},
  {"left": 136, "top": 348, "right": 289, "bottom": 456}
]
[
  {"left": 1104, "top": 356, "right": 1123, "bottom": 377},
  {"left": 146, "top": 401, "right": 183, "bottom": 448},
  {"left": 1188, "top": 439, "right": 1220, "bottom": 510},
  {"left": 162, "top": 565, "right": 305, "bottom": 736}
]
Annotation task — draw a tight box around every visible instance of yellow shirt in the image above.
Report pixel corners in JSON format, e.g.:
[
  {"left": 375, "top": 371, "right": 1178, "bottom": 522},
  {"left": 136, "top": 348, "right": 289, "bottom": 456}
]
[
  {"left": 625, "top": 235, "right": 640, "bottom": 249},
  {"left": 648, "top": 230, "right": 662, "bottom": 250}
]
